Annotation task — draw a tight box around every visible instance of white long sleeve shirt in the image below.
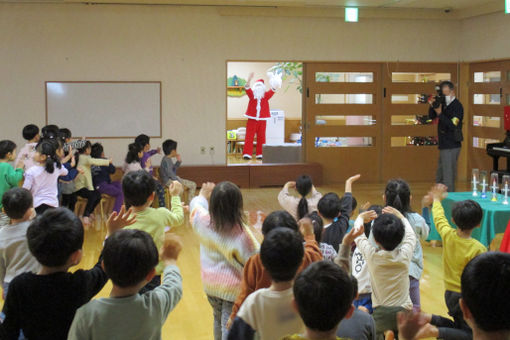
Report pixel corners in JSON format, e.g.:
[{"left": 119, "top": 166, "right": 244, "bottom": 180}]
[{"left": 354, "top": 215, "right": 416, "bottom": 310}]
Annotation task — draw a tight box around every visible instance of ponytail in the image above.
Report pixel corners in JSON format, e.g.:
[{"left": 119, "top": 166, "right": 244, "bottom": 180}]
[
  {"left": 384, "top": 179, "right": 411, "bottom": 214},
  {"left": 36, "top": 139, "right": 62, "bottom": 174},
  {"left": 295, "top": 174, "right": 313, "bottom": 220},
  {"left": 297, "top": 197, "right": 309, "bottom": 220}
]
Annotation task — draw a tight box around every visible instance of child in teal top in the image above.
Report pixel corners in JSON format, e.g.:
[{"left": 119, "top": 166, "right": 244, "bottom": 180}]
[{"left": 0, "top": 141, "right": 24, "bottom": 226}]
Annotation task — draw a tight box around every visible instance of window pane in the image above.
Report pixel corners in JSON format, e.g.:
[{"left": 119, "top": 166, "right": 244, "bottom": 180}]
[
  {"left": 473, "top": 137, "right": 500, "bottom": 149},
  {"left": 315, "top": 72, "right": 373, "bottom": 83},
  {"left": 391, "top": 136, "right": 438, "bottom": 147},
  {"left": 315, "top": 137, "right": 373, "bottom": 148},
  {"left": 473, "top": 116, "right": 501, "bottom": 128},
  {"left": 315, "top": 94, "right": 373, "bottom": 104},
  {"left": 391, "top": 115, "right": 432, "bottom": 125},
  {"left": 474, "top": 71, "right": 501, "bottom": 83},
  {"left": 391, "top": 72, "right": 451, "bottom": 83},
  {"left": 391, "top": 94, "right": 426, "bottom": 104},
  {"left": 473, "top": 94, "right": 500, "bottom": 105},
  {"left": 315, "top": 115, "right": 375, "bottom": 126}
]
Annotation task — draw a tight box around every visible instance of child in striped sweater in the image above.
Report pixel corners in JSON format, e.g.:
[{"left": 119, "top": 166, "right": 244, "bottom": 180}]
[{"left": 190, "top": 181, "right": 259, "bottom": 340}]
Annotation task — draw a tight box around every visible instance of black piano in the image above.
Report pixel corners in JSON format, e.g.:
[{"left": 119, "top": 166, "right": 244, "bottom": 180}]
[{"left": 487, "top": 142, "right": 510, "bottom": 178}]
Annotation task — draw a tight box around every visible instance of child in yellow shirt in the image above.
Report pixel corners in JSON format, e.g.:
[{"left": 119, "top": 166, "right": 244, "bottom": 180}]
[{"left": 418, "top": 184, "right": 486, "bottom": 340}]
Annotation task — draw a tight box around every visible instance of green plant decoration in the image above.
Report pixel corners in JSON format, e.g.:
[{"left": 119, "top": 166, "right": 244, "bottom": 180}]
[{"left": 268, "top": 62, "right": 303, "bottom": 94}]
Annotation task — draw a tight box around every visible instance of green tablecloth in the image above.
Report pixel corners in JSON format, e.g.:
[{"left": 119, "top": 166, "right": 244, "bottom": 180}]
[{"left": 427, "top": 192, "right": 510, "bottom": 247}]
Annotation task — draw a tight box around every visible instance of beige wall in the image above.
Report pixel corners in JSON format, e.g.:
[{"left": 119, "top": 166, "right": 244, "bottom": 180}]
[
  {"left": 460, "top": 12, "right": 510, "bottom": 61},
  {"left": 0, "top": 3, "right": 464, "bottom": 166},
  {"left": 227, "top": 62, "right": 302, "bottom": 120}
]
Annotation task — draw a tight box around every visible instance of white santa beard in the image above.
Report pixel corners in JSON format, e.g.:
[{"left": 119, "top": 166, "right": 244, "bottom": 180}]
[{"left": 252, "top": 84, "right": 266, "bottom": 100}]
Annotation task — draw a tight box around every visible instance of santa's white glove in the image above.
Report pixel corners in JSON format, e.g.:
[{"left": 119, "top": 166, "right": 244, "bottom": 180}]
[{"left": 268, "top": 72, "right": 282, "bottom": 90}]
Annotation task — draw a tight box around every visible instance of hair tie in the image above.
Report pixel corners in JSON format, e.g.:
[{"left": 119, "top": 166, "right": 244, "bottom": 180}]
[{"left": 333, "top": 217, "right": 339, "bottom": 223}]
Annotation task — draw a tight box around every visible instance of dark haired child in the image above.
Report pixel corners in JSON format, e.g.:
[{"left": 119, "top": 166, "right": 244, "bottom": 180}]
[
  {"left": 281, "top": 261, "right": 355, "bottom": 340},
  {"left": 15, "top": 124, "right": 40, "bottom": 171},
  {"left": 229, "top": 213, "right": 322, "bottom": 326},
  {"left": 307, "top": 211, "right": 337, "bottom": 261},
  {"left": 135, "top": 134, "right": 166, "bottom": 208},
  {"left": 91, "top": 143, "right": 124, "bottom": 213},
  {"left": 0, "top": 188, "right": 40, "bottom": 298},
  {"left": 278, "top": 175, "right": 322, "bottom": 221},
  {"left": 122, "top": 170, "right": 184, "bottom": 294},
  {"left": 337, "top": 275, "right": 376, "bottom": 340},
  {"left": 353, "top": 207, "right": 417, "bottom": 339},
  {"left": 317, "top": 174, "right": 360, "bottom": 252},
  {"left": 0, "top": 140, "right": 24, "bottom": 226},
  {"left": 0, "top": 207, "right": 135, "bottom": 339},
  {"left": 228, "top": 228, "right": 306, "bottom": 339},
  {"left": 74, "top": 140, "right": 112, "bottom": 227},
  {"left": 190, "top": 181, "right": 259, "bottom": 340},
  {"left": 40, "top": 124, "right": 59, "bottom": 140},
  {"left": 160, "top": 139, "right": 197, "bottom": 204},
  {"left": 122, "top": 142, "right": 145, "bottom": 174},
  {"left": 68, "top": 231, "right": 183, "bottom": 340},
  {"left": 382, "top": 179, "right": 430, "bottom": 310},
  {"left": 22, "top": 140, "right": 68, "bottom": 215},
  {"left": 413, "top": 184, "right": 486, "bottom": 340}
]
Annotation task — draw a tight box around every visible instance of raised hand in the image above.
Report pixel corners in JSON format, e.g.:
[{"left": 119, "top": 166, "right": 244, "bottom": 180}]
[
  {"left": 160, "top": 233, "right": 183, "bottom": 265},
  {"left": 343, "top": 224, "right": 366, "bottom": 245},
  {"left": 169, "top": 180, "right": 183, "bottom": 197},
  {"left": 359, "top": 210, "right": 378, "bottom": 224},
  {"left": 298, "top": 217, "right": 314, "bottom": 238},
  {"left": 285, "top": 181, "right": 296, "bottom": 189},
  {"left": 382, "top": 206, "right": 405, "bottom": 220},
  {"left": 345, "top": 174, "right": 361, "bottom": 193},
  {"left": 200, "top": 182, "right": 215, "bottom": 201},
  {"left": 428, "top": 183, "right": 448, "bottom": 202},
  {"left": 106, "top": 206, "right": 136, "bottom": 235}
]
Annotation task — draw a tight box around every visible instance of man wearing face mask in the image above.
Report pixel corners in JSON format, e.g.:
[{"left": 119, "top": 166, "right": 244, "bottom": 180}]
[{"left": 429, "top": 81, "right": 464, "bottom": 192}]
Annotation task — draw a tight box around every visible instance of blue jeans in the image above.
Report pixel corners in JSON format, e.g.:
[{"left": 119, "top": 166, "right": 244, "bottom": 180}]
[{"left": 207, "top": 295, "right": 234, "bottom": 340}]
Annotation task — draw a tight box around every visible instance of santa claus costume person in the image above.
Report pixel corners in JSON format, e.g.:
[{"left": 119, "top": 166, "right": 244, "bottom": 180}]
[{"left": 242, "top": 72, "right": 282, "bottom": 160}]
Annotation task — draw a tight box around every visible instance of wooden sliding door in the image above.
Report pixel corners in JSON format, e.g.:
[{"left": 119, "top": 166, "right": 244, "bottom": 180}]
[
  {"left": 469, "top": 60, "right": 510, "bottom": 171},
  {"left": 382, "top": 63, "right": 458, "bottom": 181},
  {"left": 303, "top": 63, "right": 383, "bottom": 183}
]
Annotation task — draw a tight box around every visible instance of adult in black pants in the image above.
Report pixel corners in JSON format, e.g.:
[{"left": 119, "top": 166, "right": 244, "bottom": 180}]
[{"left": 429, "top": 81, "right": 463, "bottom": 192}]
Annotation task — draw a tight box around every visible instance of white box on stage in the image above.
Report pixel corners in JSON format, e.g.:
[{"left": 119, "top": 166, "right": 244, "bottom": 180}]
[{"left": 266, "top": 110, "right": 285, "bottom": 145}]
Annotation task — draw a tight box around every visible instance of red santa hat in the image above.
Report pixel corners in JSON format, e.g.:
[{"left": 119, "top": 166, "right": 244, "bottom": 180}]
[{"left": 253, "top": 79, "right": 265, "bottom": 86}]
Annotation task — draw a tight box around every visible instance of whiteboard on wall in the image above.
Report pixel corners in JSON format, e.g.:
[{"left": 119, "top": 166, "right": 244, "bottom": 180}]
[{"left": 45, "top": 81, "right": 161, "bottom": 138}]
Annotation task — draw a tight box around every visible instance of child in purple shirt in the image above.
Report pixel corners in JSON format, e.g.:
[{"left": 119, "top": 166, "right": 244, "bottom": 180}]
[{"left": 135, "top": 134, "right": 165, "bottom": 207}]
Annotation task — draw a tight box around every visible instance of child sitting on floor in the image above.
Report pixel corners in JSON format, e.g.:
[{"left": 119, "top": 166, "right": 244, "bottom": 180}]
[
  {"left": 0, "top": 188, "right": 41, "bottom": 299},
  {"left": 228, "top": 227, "right": 306, "bottom": 340},
  {"left": 317, "top": 174, "right": 360, "bottom": 252},
  {"left": 307, "top": 211, "right": 337, "bottom": 261},
  {"left": 281, "top": 261, "right": 355, "bottom": 340},
  {"left": 122, "top": 170, "right": 184, "bottom": 293},
  {"left": 160, "top": 139, "right": 197, "bottom": 204},
  {"left": 0, "top": 207, "right": 134, "bottom": 339},
  {"left": 415, "top": 184, "right": 486, "bottom": 340},
  {"left": 68, "top": 231, "right": 183, "bottom": 340},
  {"left": 353, "top": 207, "right": 417, "bottom": 339},
  {"left": 278, "top": 175, "right": 322, "bottom": 221},
  {"left": 228, "top": 211, "right": 322, "bottom": 326}
]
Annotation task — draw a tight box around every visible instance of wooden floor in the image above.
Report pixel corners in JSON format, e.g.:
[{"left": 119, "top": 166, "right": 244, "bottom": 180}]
[{"left": 0, "top": 181, "right": 479, "bottom": 339}]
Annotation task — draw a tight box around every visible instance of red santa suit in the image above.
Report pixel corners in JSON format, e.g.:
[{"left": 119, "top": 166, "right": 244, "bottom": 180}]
[{"left": 243, "top": 79, "right": 275, "bottom": 159}]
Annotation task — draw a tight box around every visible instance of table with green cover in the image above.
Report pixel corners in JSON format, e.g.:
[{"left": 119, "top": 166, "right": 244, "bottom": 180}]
[{"left": 427, "top": 192, "right": 510, "bottom": 247}]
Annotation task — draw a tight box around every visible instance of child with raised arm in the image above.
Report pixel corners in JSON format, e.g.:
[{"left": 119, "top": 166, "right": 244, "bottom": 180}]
[
  {"left": 91, "top": 143, "right": 124, "bottom": 213},
  {"left": 0, "top": 188, "right": 41, "bottom": 298},
  {"left": 317, "top": 174, "right": 360, "bottom": 252},
  {"left": 160, "top": 139, "right": 197, "bottom": 204},
  {"left": 122, "top": 170, "right": 184, "bottom": 294},
  {"left": 68, "top": 231, "right": 183, "bottom": 340},
  {"left": 0, "top": 140, "right": 24, "bottom": 226},
  {"left": 15, "top": 124, "right": 40, "bottom": 171},
  {"left": 278, "top": 175, "right": 322, "bottom": 220},
  {"left": 135, "top": 134, "right": 166, "bottom": 207},
  {"left": 0, "top": 206, "right": 135, "bottom": 340},
  {"left": 415, "top": 184, "right": 486, "bottom": 340},
  {"left": 353, "top": 207, "right": 417, "bottom": 339}
]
